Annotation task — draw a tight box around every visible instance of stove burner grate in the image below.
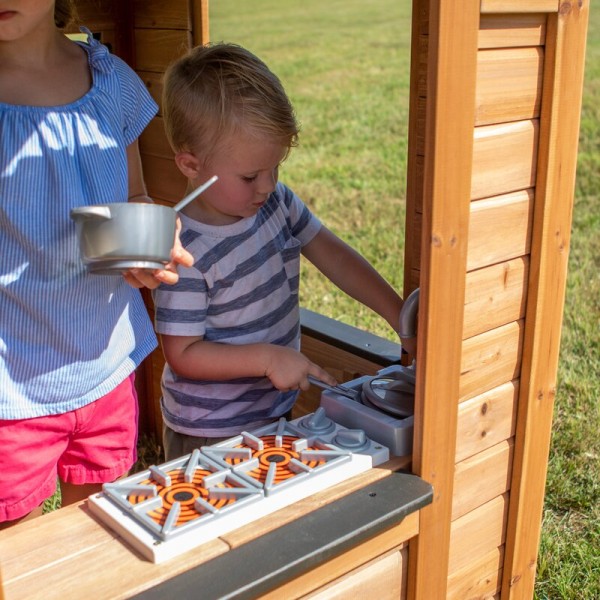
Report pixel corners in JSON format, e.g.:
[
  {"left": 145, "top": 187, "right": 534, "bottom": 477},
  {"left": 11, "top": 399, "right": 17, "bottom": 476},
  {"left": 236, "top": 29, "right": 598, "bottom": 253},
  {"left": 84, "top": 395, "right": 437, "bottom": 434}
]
[
  {"left": 202, "top": 420, "right": 353, "bottom": 495},
  {"left": 87, "top": 414, "right": 388, "bottom": 563},
  {"left": 101, "top": 449, "right": 261, "bottom": 541}
]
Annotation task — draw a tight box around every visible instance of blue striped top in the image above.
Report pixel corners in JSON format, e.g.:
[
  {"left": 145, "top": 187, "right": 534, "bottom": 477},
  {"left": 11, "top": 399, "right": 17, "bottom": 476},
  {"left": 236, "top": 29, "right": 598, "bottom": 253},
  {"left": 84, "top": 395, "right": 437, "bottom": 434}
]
[
  {"left": 153, "top": 183, "right": 321, "bottom": 437},
  {"left": 0, "top": 30, "right": 158, "bottom": 419}
]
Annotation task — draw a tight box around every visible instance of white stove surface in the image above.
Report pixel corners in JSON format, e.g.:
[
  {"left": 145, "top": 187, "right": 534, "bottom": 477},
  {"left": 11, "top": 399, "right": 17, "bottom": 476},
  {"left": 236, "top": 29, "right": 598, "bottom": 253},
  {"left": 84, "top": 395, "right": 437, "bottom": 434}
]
[{"left": 87, "top": 410, "right": 389, "bottom": 563}]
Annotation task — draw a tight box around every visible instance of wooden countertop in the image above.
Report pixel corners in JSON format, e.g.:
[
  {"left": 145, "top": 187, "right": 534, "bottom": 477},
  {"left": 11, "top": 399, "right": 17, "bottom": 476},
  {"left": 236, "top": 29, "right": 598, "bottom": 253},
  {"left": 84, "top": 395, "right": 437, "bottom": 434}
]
[{"left": 0, "top": 457, "right": 432, "bottom": 600}]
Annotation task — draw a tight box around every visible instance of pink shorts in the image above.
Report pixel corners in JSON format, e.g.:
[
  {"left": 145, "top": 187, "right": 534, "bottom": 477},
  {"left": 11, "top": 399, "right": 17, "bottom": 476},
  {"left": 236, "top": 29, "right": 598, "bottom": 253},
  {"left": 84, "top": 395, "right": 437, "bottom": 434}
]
[{"left": 0, "top": 373, "right": 138, "bottom": 522}]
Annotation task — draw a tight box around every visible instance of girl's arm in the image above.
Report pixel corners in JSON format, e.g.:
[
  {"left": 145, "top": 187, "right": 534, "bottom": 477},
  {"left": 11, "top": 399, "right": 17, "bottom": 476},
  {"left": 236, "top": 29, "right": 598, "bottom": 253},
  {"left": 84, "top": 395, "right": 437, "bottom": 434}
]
[
  {"left": 302, "top": 226, "right": 404, "bottom": 333},
  {"left": 160, "top": 334, "right": 337, "bottom": 391},
  {"left": 126, "top": 138, "right": 153, "bottom": 202},
  {"left": 123, "top": 140, "right": 193, "bottom": 288}
]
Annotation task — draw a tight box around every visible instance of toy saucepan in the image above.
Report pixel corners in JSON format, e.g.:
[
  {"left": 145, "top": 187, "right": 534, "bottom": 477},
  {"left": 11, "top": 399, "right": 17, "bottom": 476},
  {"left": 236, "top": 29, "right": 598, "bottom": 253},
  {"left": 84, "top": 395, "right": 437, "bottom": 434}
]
[{"left": 70, "top": 175, "right": 218, "bottom": 275}]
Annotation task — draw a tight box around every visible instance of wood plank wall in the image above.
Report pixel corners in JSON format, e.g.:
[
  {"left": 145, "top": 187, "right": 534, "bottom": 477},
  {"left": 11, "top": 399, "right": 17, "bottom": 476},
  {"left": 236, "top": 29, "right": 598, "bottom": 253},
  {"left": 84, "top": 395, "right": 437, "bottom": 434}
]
[
  {"left": 133, "top": 0, "right": 210, "bottom": 441},
  {"left": 67, "top": 1, "right": 119, "bottom": 54},
  {"left": 406, "top": 1, "right": 589, "bottom": 598},
  {"left": 135, "top": 0, "right": 195, "bottom": 205}
]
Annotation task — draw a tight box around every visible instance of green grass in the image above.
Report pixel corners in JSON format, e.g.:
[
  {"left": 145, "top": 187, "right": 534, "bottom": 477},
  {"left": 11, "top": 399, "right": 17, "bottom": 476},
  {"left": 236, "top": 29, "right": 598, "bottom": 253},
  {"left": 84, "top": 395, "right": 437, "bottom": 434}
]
[
  {"left": 211, "top": 2, "right": 600, "bottom": 598},
  {"left": 211, "top": 0, "right": 410, "bottom": 340}
]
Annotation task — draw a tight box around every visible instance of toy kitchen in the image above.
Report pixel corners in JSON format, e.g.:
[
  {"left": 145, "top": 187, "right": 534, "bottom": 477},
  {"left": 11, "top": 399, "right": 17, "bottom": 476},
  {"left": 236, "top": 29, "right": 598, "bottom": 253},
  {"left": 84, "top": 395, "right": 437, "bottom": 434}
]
[
  {"left": 86, "top": 291, "right": 424, "bottom": 565},
  {"left": 0, "top": 294, "right": 433, "bottom": 600}
]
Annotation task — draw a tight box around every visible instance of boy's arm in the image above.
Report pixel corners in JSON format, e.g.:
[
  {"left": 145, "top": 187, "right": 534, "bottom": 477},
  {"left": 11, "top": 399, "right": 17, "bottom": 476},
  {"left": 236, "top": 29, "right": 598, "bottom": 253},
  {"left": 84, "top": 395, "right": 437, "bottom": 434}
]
[
  {"left": 160, "top": 334, "right": 337, "bottom": 390},
  {"left": 302, "top": 226, "right": 404, "bottom": 333}
]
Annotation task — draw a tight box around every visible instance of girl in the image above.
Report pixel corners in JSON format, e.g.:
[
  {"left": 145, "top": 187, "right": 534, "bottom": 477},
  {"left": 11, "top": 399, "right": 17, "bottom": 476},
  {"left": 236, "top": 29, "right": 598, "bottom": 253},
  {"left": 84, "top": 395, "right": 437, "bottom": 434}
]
[{"left": 0, "top": 0, "right": 192, "bottom": 527}]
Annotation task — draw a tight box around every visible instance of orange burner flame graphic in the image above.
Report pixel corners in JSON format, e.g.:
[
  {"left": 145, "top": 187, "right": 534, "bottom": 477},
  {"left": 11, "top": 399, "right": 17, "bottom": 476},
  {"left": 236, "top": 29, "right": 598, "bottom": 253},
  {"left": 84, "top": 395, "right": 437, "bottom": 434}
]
[
  {"left": 127, "top": 468, "right": 238, "bottom": 525},
  {"left": 226, "top": 435, "right": 324, "bottom": 483}
]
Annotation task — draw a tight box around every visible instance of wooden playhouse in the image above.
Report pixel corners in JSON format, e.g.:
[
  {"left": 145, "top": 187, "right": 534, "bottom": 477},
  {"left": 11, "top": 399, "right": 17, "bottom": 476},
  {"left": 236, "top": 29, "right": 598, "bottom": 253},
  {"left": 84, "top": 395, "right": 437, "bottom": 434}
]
[{"left": 0, "top": 1, "right": 590, "bottom": 598}]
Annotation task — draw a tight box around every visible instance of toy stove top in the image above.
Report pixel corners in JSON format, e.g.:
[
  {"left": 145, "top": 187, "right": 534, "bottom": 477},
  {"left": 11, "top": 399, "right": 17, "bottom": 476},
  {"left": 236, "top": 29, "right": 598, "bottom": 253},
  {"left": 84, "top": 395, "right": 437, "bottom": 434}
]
[{"left": 87, "top": 411, "right": 389, "bottom": 563}]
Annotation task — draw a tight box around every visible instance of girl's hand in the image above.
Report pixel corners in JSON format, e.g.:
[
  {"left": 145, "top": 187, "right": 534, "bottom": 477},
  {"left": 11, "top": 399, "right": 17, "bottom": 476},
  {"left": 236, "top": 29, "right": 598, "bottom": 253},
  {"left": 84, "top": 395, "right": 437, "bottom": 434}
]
[
  {"left": 263, "top": 346, "right": 337, "bottom": 392},
  {"left": 122, "top": 217, "right": 194, "bottom": 289}
]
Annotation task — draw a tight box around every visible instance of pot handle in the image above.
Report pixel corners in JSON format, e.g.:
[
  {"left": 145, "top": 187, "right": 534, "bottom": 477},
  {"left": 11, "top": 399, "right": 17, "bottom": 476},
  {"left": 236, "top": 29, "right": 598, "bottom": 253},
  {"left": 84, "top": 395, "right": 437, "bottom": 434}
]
[{"left": 70, "top": 206, "right": 112, "bottom": 221}]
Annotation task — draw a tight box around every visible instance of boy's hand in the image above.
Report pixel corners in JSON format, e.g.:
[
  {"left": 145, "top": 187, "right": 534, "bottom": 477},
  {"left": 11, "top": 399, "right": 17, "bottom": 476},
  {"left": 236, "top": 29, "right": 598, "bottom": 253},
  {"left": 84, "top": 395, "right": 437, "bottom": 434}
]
[{"left": 264, "top": 346, "right": 337, "bottom": 392}]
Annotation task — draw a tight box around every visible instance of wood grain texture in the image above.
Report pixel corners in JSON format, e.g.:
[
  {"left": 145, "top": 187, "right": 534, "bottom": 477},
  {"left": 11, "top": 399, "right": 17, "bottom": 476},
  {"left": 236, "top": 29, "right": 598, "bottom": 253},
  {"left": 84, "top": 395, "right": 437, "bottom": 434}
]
[
  {"left": 467, "top": 190, "right": 534, "bottom": 272},
  {"left": 460, "top": 320, "right": 524, "bottom": 402},
  {"left": 192, "top": 0, "right": 210, "bottom": 46},
  {"left": 447, "top": 546, "right": 504, "bottom": 599},
  {"left": 138, "top": 71, "right": 164, "bottom": 115},
  {"left": 139, "top": 117, "right": 173, "bottom": 159},
  {"left": 0, "top": 503, "right": 229, "bottom": 600},
  {"left": 134, "top": 29, "right": 190, "bottom": 72},
  {"left": 410, "top": 189, "right": 533, "bottom": 276},
  {"left": 69, "top": 0, "right": 116, "bottom": 32},
  {"left": 403, "top": 9, "right": 428, "bottom": 295},
  {"left": 259, "top": 518, "right": 416, "bottom": 600},
  {"left": 479, "top": 14, "right": 546, "bottom": 49},
  {"left": 455, "top": 381, "right": 518, "bottom": 463},
  {"left": 475, "top": 47, "right": 543, "bottom": 126},
  {"left": 448, "top": 493, "right": 508, "bottom": 574},
  {"left": 480, "top": 0, "right": 558, "bottom": 13},
  {"left": 408, "top": 1, "right": 479, "bottom": 598},
  {"left": 452, "top": 439, "right": 514, "bottom": 520},
  {"left": 300, "top": 547, "right": 407, "bottom": 599},
  {"left": 463, "top": 258, "right": 529, "bottom": 339},
  {"left": 471, "top": 120, "right": 538, "bottom": 201},
  {"left": 133, "top": 0, "right": 190, "bottom": 29},
  {"left": 0, "top": 458, "right": 412, "bottom": 600},
  {"left": 141, "top": 154, "right": 187, "bottom": 203},
  {"left": 221, "top": 457, "right": 410, "bottom": 549}
]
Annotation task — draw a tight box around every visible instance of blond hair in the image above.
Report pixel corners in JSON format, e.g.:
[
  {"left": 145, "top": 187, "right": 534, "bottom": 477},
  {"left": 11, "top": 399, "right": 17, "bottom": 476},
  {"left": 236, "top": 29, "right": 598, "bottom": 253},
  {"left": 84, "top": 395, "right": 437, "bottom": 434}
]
[
  {"left": 162, "top": 43, "right": 299, "bottom": 162},
  {"left": 54, "top": 0, "right": 77, "bottom": 29}
]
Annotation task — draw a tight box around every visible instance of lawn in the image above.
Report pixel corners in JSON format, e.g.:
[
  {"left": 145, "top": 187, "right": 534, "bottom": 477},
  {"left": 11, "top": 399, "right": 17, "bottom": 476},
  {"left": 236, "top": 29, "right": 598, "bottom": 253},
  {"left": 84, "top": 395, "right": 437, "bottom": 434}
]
[
  {"left": 210, "top": 2, "right": 600, "bottom": 598},
  {"left": 210, "top": 0, "right": 411, "bottom": 340}
]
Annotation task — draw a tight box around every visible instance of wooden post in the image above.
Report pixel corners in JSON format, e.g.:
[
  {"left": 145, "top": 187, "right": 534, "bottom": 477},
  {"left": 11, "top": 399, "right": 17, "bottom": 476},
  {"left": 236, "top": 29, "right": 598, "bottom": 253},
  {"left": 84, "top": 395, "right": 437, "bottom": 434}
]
[
  {"left": 407, "top": 1, "right": 479, "bottom": 598},
  {"left": 192, "top": 0, "right": 210, "bottom": 47}
]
